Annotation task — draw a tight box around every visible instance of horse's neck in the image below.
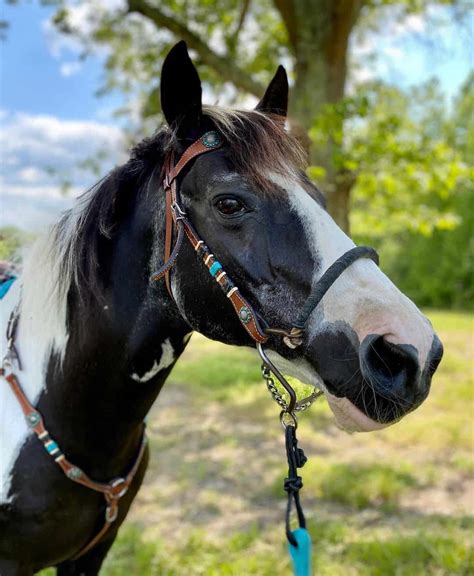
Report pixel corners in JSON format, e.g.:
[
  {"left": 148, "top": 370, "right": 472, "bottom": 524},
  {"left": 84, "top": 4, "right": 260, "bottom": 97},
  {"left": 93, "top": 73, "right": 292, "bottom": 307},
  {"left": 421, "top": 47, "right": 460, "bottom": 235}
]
[{"left": 9, "top": 236, "right": 191, "bottom": 479}]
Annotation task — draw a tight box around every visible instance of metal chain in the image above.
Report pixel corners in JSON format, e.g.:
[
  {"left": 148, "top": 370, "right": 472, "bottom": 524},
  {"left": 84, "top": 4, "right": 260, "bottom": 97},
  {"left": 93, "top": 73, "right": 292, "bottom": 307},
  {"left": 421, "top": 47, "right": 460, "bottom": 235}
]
[{"left": 261, "top": 365, "right": 323, "bottom": 413}]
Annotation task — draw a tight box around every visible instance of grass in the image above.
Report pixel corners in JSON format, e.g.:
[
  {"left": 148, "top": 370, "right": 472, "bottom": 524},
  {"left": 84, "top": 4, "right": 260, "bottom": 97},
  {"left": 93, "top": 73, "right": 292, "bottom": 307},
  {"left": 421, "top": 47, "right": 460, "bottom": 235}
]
[
  {"left": 311, "top": 462, "right": 418, "bottom": 511},
  {"left": 39, "top": 309, "right": 473, "bottom": 575}
]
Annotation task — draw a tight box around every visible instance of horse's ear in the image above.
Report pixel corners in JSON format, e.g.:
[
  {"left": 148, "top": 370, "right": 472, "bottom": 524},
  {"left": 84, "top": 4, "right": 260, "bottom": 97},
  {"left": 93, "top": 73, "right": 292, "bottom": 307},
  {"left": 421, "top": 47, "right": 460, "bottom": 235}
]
[
  {"left": 160, "top": 41, "right": 202, "bottom": 137},
  {"left": 255, "top": 65, "right": 288, "bottom": 118}
]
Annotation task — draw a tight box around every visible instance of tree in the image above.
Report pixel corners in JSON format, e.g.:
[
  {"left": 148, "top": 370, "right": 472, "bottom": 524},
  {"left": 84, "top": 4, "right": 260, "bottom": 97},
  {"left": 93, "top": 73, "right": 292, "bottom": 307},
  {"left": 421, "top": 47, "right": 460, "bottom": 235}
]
[
  {"left": 349, "top": 75, "right": 473, "bottom": 309},
  {"left": 49, "top": 0, "right": 469, "bottom": 231}
]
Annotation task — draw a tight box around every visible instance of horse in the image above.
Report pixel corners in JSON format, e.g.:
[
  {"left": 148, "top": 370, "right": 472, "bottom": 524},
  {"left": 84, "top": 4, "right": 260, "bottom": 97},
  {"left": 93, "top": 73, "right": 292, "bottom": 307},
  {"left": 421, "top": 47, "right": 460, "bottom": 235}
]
[{"left": 0, "top": 41, "right": 443, "bottom": 575}]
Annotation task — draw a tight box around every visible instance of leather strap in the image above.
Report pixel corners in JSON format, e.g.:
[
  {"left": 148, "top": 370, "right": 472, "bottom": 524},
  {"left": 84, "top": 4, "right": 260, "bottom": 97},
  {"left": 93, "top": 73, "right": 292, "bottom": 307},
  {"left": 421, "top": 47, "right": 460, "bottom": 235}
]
[
  {"left": 163, "top": 159, "right": 174, "bottom": 297},
  {"left": 181, "top": 219, "right": 268, "bottom": 343},
  {"left": 151, "top": 131, "right": 269, "bottom": 345},
  {"left": 0, "top": 366, "right": 147, "bottom": 561}
]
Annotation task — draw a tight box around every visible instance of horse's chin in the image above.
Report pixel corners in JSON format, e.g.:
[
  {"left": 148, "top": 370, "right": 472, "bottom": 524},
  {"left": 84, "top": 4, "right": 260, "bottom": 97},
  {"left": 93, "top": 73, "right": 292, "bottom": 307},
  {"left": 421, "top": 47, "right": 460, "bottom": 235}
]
[
  {"left": 323, "top": 390, "right": 390, "bottom": 433},
  {"left": 263, "top": 350, "right": 391, "bottom": 433}
]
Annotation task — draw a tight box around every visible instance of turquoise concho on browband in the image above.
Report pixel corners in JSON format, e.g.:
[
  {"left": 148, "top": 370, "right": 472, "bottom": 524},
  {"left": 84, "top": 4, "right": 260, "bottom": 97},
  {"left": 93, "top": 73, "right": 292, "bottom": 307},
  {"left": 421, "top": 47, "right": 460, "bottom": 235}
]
[{"left": 202, "top": 131, "right": 221, "bottom": 148}]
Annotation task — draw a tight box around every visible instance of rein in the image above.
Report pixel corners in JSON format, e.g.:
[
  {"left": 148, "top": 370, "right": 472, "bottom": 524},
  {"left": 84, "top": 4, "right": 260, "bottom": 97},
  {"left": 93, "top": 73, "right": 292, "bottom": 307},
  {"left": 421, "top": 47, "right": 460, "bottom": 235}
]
[{"left": 150, "top": 130, "right": 379, "bottom": 575}]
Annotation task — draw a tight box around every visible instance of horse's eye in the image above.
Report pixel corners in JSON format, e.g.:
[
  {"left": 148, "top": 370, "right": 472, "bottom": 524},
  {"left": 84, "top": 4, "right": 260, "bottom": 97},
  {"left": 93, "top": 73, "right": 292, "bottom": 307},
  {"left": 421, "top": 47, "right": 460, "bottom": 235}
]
[{"left": 215, "top": 197, "right": 245, "bottom": 216}]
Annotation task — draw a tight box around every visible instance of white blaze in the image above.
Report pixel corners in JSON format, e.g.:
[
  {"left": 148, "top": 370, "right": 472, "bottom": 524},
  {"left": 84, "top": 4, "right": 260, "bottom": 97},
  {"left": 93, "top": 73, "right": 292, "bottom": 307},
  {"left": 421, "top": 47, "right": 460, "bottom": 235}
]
[{"left": 268, "top": 173, "right": 435, "bottom": 431}]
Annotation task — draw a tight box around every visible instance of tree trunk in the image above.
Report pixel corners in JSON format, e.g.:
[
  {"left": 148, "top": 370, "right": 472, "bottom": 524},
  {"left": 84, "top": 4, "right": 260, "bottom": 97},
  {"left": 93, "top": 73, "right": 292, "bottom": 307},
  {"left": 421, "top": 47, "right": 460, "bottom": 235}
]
[
  {"left": 129, "top": 0, "right": 364, "bottom": 232},
  {"left": 279, "top": 0, "right": 363, "bottom": 232}
]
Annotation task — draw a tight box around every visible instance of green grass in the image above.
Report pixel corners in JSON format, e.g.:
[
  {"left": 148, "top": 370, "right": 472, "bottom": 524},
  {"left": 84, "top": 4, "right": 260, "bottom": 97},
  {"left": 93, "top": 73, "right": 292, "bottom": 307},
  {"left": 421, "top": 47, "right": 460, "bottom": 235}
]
[
  {"left": 315, "top": 462, "right": 418, "bottom": 511},
  {"left": 170, "top": 342, "right": 262, "bottom": 402},
  {"left": 38, "top": 309, "right": 473, "bottom": 575},
  {"left": 97, "top": 515, "right": 474, "bottom": 576}
]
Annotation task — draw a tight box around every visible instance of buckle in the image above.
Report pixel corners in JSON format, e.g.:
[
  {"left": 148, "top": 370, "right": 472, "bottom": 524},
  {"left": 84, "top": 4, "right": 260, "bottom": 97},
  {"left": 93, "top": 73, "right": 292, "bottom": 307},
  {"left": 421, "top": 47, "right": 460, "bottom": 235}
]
[
  {"left": 105, "top": 501, "right": 119, "bottom": 523},
  {"left": 1, "top": 354, "right": 12, "bottom": 373},
  {"left": 110, "top": 477, "right": 128, "bottom": 499},
  {"left": 171, "top": 202, "right": 187, "bottom": 221}
]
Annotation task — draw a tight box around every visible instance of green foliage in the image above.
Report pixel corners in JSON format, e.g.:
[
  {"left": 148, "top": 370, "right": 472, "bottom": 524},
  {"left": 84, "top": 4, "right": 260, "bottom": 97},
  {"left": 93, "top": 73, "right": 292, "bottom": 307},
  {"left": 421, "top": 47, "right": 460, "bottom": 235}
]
[
  {"left": 0, "top": 226, "right": 34, "bottom": 262},
  {"left": 380, "top": 184, "right": 473, "bottom": 309},
  {"left": 51, "top": 0, "right": 286, "bottom": 125},
  {"left": 322, "top": 75, "right": 474, "bottom": 309},
  {"left": 311, "top": 79, "right": 469, "bottom": 238}
]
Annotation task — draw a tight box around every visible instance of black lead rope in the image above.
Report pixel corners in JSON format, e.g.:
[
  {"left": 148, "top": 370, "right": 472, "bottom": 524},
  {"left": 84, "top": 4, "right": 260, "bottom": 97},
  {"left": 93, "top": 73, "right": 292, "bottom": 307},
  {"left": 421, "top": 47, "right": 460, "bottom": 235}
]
[{"left": 284, "top": 424, "right": 307, "bottom": 547}]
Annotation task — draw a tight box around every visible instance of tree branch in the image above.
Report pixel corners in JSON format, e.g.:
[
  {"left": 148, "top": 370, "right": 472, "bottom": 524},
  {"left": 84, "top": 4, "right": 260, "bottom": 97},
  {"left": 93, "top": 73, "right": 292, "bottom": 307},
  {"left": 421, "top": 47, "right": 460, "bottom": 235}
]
[
  {"left": 127, "top": 0, "right": 265, "bottom": 97},
  {"left": 273, "top": 0, "right": 297, "bottom": 50},
  {"left": 233, "top": 0, "right": 251, "bottom": 42}
]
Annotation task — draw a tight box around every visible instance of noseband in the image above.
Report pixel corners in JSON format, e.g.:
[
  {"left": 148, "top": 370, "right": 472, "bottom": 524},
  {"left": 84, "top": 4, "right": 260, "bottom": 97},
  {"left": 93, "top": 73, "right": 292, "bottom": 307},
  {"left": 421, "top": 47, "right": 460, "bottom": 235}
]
[{"left": 150, "top": 130, "right": 379, "bottom": 360}]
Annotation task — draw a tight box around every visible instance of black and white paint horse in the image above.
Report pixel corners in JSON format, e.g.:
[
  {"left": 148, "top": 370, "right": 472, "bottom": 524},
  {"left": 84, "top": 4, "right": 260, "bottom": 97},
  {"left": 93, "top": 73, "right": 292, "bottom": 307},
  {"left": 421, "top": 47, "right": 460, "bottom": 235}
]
[{"left": 0, "top": 42, "right": 442, "bottom": 575}]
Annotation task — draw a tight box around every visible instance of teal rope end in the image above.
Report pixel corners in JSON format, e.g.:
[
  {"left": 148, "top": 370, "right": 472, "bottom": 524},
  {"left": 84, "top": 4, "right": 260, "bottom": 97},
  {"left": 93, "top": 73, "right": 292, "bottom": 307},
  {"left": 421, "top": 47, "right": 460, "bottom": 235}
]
[{"left": 288, "top": 528, "right": 312, "bottom": 576}]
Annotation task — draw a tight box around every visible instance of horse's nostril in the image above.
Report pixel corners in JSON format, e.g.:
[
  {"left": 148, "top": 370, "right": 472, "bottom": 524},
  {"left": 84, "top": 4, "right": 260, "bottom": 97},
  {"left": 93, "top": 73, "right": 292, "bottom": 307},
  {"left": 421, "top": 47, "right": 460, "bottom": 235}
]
[
  {"left": 425, "top": 334, "right": 443, "bottom": 379},
  {"left": 360, "top": 335, "right": 420, "bottom": 396}
]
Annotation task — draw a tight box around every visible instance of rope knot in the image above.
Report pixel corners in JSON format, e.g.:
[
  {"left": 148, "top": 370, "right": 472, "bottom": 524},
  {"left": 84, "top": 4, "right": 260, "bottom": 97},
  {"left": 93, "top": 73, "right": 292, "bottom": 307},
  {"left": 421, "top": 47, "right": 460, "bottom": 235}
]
[
  {"left": 295, "top": 447, "right": 307, "bottom": 468},
  {"left": 284, "top": 475, "right": 303, "bottom": 493}
]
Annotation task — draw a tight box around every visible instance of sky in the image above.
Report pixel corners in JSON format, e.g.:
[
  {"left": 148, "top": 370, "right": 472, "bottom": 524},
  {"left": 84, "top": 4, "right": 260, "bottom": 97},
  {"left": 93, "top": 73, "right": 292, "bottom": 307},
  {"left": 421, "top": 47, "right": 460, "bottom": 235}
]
[{"left": 0, "top": 1, "right": 472, "bottom": 232}]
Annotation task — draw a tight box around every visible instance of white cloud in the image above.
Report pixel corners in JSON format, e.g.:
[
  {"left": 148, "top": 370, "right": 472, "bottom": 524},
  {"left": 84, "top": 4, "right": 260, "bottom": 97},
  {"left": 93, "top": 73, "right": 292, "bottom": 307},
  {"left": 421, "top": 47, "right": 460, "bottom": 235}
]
[
  {"left": 60, "top": 61, "right": 82, "bottom": 77},
  {"left": 0, "top": 110, "right": 125, "bottom": 171},
  {"left": 17, "top": 167, "right": 46, "bottom": 184},
  {"left": 0, "top": 191, "right": 74, "bottom": 232},
  {"left": 0, "top": 110, "right": 127, "bottom": 231},
  {"left": 42, "top": 0, "right": 126, "bottom": 60},
  {"left": 349, "top": 5, "right": 467, "bottom": 91}
]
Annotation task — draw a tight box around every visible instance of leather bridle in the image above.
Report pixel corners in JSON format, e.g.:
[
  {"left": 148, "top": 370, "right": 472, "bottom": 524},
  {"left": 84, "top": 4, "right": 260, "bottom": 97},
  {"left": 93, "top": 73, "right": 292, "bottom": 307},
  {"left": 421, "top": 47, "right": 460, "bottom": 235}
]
[
  {"left": 150, "top": 131, "right": 269, "bottom": 344},
  {"left": 150, "top": 130, "right": 379, "bottom": 361}
]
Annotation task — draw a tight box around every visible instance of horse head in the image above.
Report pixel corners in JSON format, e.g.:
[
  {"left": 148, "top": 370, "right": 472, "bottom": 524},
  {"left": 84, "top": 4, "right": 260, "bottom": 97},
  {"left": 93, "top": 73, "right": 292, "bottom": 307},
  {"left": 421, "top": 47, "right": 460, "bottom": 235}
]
[{"left": 153, "top": 42, "right": 443, "bottom": 432}]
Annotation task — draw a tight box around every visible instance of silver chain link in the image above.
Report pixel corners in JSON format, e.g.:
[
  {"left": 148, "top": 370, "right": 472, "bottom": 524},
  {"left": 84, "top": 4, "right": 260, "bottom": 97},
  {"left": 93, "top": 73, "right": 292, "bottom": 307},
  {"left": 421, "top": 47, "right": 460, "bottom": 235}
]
[{"left": 261, "top": 365, "right": 323, "bottom": 413}]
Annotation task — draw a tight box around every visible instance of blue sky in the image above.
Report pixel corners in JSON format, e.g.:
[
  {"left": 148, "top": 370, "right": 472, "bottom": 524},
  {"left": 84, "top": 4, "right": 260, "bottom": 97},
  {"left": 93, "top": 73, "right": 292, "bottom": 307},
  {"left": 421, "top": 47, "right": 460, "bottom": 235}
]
[
  {"left": 0, "top": 2, "right": 472, "bottom": 231},
  {"left": 1, "top": 1, "right": 123, "bottom": 120}
]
